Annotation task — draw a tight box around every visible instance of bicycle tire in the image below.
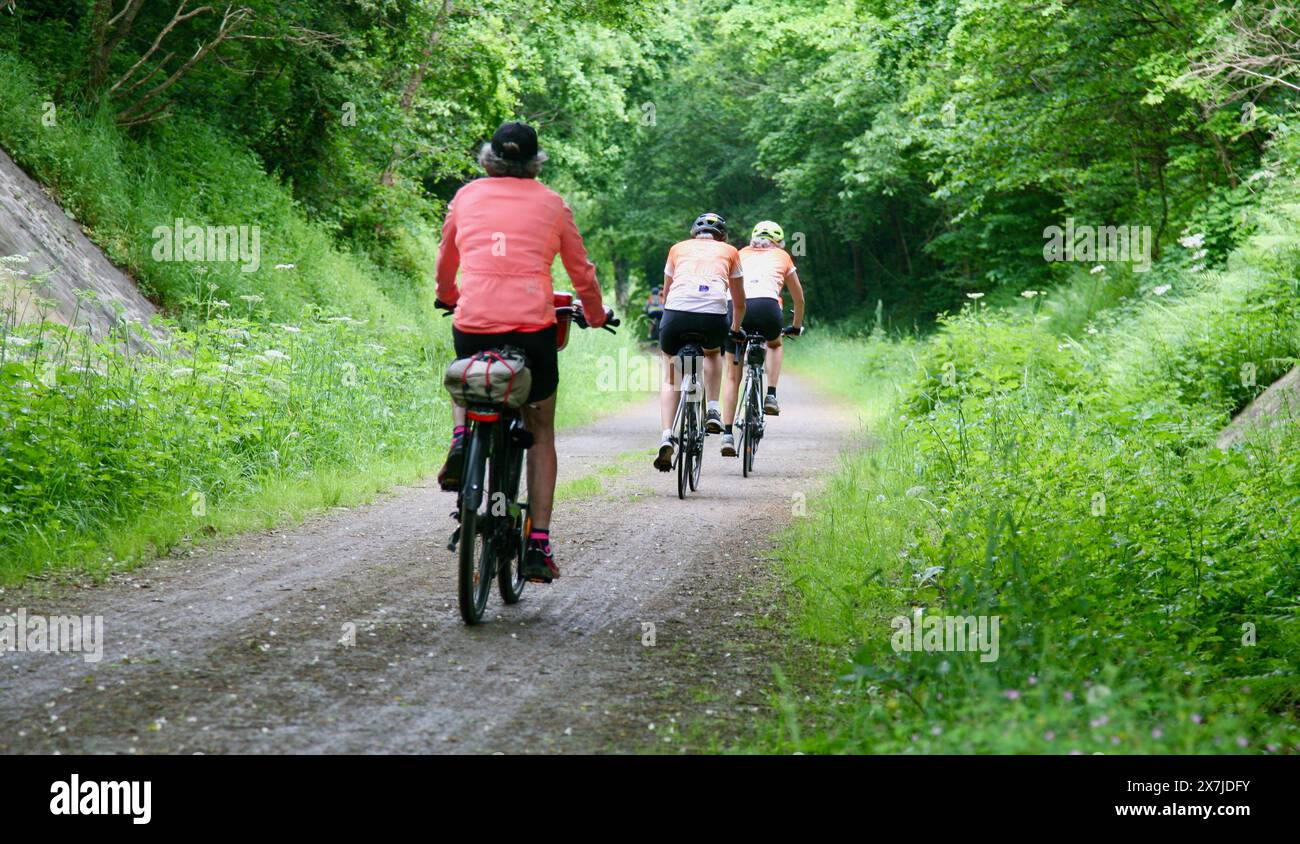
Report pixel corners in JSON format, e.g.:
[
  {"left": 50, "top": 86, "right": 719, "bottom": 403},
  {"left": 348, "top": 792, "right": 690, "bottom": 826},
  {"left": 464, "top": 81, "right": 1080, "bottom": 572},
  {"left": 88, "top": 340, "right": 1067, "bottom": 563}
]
[
  {"left": 689, "top": 413, "right": 702, "bottom": 491},
  {"left": 457, "top": 425, "right": 494, "bottom": 624},
  {"left": 498, "top": 503, "right": 528, "bottom": 604},
  {"left": 676, "top": 400, "right": 692, "bottom": 500},
  {"left": 742, "top": 375, "right": 759, "bottom": 476}
]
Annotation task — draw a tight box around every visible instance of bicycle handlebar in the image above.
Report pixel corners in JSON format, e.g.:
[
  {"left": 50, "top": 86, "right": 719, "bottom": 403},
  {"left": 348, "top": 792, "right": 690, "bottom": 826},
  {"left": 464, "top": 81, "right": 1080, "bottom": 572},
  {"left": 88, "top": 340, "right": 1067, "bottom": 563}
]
[
  {"left": 561, "top": 304, "right": 620, "bottom": 334},
  {"left": 434, "top": 299, "right": 619, "bottom": 333}
]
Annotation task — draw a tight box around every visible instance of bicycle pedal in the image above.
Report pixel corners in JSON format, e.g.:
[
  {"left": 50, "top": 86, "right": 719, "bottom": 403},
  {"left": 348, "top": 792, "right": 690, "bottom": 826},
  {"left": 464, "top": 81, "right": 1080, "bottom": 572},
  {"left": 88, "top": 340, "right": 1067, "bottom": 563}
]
[{"left": 447, "top": 526, "right": 461, "bottom": 552}]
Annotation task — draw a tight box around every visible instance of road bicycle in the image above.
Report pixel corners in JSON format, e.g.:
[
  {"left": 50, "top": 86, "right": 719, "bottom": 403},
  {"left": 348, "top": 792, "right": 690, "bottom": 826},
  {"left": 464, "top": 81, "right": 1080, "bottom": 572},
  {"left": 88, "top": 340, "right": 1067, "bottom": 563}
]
[
  {"left": 736, "top": 325, "right": 801, "bottom": 477},
  {"left": 670, "top": 333, "right": 707, "bottom": 499},
  {"left": 443, "top": 296, "right": 618, "bottom": 625}
]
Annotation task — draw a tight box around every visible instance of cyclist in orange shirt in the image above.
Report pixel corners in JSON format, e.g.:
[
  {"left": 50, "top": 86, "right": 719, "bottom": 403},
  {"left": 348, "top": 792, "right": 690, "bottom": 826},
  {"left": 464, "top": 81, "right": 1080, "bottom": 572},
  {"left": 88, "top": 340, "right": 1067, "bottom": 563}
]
[
  {"left": 653, "top": 212, "right": 746, "bottom": 471},
  {"left": 720, "top": 220, "right": 805, "bottom": 456}
]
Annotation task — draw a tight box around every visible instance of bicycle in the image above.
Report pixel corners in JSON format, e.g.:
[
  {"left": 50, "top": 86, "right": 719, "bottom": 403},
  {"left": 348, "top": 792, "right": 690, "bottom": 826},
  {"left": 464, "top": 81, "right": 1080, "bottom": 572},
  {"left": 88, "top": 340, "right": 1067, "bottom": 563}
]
[
  {"left": 670, "top": 333, "right": 707, "bottom": 499},
  {"left": 736, "top": 325, "right": 801, "bottom": 477},
  {"left": 441, "top": 297, "right": 618, "bottom": 625}
]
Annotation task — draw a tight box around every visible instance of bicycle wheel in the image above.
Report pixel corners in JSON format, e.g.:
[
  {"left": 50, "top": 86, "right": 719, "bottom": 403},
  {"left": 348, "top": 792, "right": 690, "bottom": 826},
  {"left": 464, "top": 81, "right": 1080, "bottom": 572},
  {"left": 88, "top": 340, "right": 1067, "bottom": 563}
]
[
  {"left": 689, "top": 410, "right": 702, "bottom": 491},
  {"left": 676, "top": 397, "right": 694, "bottom": 500},
  {"left": 742, "top": 378, "right": 759, "bottom": 477},
  {"left": 498, "top": 503, "right": 528, "bottom": 604},
  {"left": 457, "top": 425, "right": 494, "bottom": 625}
]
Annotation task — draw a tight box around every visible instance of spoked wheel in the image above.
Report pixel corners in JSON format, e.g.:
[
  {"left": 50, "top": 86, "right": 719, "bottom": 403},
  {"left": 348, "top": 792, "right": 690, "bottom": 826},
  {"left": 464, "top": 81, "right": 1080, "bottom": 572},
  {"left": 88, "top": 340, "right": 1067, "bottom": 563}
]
[
  {"left": 457, "top": 428, "right": 494, "bottom": 625},
  {"left": 741, "top": 419, "right": 753, "bottom": 477},
  {"left": 498, "top": 506, "right": 528, "bottom": 604},
  {"left": 676, "top": 402, "right": 695, "bottom": 500},
  {"left": 689, "top": 424, "right": 703, "bottom": 491},
  {"left": 742, "top": 390, "right": 759, "bottom": 476}
]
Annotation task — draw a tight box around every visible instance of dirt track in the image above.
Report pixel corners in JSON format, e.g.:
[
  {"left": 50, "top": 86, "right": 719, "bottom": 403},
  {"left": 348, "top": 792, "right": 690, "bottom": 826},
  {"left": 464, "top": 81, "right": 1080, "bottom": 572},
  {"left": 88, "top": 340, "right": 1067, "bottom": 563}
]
[{"left": 0, "top": 372, "right": 858, "bottom": 754}]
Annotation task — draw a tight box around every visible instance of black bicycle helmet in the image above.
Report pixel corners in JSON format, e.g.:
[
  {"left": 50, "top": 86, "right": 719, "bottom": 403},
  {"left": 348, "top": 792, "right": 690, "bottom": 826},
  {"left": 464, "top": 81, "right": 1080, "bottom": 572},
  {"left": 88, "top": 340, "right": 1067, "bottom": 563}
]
[{"left": 690, "top": 212, "right": 727, "bottom": 241}]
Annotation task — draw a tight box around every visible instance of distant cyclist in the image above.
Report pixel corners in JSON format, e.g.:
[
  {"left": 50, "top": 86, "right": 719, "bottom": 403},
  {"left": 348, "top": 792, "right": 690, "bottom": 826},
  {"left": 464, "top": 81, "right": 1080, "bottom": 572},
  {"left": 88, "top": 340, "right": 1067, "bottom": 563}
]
[
  {"left": 434, "top": 121, "right": 607, "bottom": 583},
  {"left": 720, "top": 220, "right": 805, "bottom": 456},
  {"left": 644, "top": 285, "right": 664, "bottom": 341},
  {"left": 653, "top": 212, "right": 746, "bottom": 471}
]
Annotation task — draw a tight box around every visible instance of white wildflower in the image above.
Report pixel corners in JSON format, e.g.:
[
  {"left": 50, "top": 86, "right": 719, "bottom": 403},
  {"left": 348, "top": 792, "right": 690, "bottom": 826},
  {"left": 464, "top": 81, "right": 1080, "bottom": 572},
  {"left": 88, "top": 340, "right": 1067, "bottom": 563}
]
[
  {"left": 965, "top": 292, "right": 984, "bottom": 300},
  {"left": 1152, "top": 284, "right": 1171, "bottom": 296},
  {"left": 1090, "top": 265, "right": 1106, "bottom": 275}
]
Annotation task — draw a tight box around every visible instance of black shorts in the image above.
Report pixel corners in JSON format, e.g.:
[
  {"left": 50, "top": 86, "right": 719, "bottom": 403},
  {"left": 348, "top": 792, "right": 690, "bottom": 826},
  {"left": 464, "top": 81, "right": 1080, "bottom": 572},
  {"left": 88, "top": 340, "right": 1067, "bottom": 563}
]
[
  {"left": 453, "top": 325, "right": 558, "bottom": 404},
  {"left": 724, "top": 297, "right": 784, "bottom": 357},
  {"left": 658, "top": 308, "right": 727, "bottom": 356}
]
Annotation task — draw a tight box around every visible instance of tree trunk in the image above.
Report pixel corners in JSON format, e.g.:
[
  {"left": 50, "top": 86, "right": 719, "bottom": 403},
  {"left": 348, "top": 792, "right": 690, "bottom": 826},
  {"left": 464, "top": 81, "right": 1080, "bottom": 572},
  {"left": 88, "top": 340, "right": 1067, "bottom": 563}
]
[
  {"left": 851, "top": 242, "right": 865, "bottom": 303},
  {"left": 86, "top": 0, "right": 115, "bottom": 92},
  {"left": 613, "top": 255, "right": 630, "bottom": 310},
  {"left": 379, "top": 0, "right": 454, "bottom": 187}
]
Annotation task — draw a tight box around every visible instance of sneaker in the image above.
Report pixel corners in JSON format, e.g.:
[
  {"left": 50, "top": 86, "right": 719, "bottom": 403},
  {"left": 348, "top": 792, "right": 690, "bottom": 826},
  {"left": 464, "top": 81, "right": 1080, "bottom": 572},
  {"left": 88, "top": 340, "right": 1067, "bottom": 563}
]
[
  {"left": 653, "top": 436, "right": 676, "bottom": 472},
  {"left": 763, "top": 393, "right": 780, "bottom": 416},
  {"left": 720, "top": 431, "right": 737, "bottom": 457},
  {"left": 521, "top": 536, "right": 559, "bottom": 583},
  {"left": 437, "top": 434, "right": 466, "bottom": 491},
  {"left": 705, "top": 409, "right": 724, "bottom": 433}
]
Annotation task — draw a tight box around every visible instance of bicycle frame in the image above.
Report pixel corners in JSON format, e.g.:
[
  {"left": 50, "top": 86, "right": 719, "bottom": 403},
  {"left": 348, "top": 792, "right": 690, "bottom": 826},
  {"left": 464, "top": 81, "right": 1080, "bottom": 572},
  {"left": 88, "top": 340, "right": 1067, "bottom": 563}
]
[{"left": 671, "top": 347, "right": 705, "bottom": 441}]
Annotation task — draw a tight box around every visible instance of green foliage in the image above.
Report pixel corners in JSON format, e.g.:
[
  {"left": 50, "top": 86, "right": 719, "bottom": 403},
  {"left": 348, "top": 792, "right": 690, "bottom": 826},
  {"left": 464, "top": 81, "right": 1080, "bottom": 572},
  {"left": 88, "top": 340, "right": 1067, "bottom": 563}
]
[
  {"left": 0, "top": 271, "right": 446, "bottom": 578},
  {"left": 760, "top": 139, "right": 1300, "bottom": 753}
]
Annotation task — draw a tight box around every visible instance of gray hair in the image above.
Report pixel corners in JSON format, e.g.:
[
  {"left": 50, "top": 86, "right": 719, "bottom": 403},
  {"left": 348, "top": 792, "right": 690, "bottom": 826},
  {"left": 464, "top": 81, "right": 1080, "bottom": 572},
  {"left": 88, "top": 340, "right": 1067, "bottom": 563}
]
[{"left": 478, "top": 142, "right": 548, "bottom": 178}]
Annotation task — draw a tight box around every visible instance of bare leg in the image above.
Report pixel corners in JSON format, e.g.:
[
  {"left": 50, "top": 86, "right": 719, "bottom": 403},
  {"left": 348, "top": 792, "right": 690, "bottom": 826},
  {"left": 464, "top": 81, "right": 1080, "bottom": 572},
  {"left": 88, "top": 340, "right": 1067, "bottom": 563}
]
[
  {"left": 451, "top": 402, "right": 466, "bottom": 428},
  {"left": 703, "top": 348, "right": 722, "bottom": 403},
  {"left": 522, "top": 393, "right": 557, "bottom": 530},
  {"left": 766, "top": 338, "right": 785, "bottom": 388},
  {"left": 659, "top": 351, "right": 679, "bottom": 432},
  {"left": 722, "top": 352, "right": 741, "bottom": 425}
]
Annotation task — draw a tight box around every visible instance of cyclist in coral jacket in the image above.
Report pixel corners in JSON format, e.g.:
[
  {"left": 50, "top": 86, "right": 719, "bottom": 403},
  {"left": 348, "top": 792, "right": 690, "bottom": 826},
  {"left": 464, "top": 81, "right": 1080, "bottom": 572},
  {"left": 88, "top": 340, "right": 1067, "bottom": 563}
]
[{"left": 434, "top": 121, "right": 606, "bottom": 583}]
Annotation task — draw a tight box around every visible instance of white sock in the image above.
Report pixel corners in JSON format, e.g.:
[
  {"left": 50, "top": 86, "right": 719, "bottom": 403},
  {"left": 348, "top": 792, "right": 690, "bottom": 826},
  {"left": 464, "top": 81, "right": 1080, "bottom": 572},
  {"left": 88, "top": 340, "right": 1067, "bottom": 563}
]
[
  {"left": 662, "top": 428, "right": 672, "bottom": 441},
  {"left": 707, "top": 400, "right": 719, "bottom": 413}
]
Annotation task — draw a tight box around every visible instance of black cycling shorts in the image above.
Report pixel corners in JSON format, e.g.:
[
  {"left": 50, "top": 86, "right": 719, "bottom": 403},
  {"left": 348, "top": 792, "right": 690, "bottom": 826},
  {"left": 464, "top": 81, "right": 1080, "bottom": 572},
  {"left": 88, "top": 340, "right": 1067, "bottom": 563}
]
[
  {"left": 453, "top": 324, "right": 558, "bottom": 404},
  {"left": 658, "top": 308, "right": 727, "bottom": 355},
  {"left": 725, "top": 297, "right": 784, "bottom": 357}
]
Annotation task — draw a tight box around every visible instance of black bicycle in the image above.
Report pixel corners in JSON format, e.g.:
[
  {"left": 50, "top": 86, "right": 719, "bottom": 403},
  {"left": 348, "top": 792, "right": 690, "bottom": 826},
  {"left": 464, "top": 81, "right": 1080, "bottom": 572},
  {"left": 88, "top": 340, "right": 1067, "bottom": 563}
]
[
  {"left": 670, "top": 334, "right": 707, "bottom": 499},
  {"left": 443, "top": 299, "right": 617, "bottom": 625},
  {"left": 736, "top": 326, "right": 801, "bottom": 477}
]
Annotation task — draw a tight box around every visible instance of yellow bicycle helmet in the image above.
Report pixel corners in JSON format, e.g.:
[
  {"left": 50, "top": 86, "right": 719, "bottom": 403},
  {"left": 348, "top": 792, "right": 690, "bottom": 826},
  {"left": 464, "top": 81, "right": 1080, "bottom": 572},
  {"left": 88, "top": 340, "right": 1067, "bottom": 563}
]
[{"left": 751, "top": 220, "right": 785, "bottom": 246}]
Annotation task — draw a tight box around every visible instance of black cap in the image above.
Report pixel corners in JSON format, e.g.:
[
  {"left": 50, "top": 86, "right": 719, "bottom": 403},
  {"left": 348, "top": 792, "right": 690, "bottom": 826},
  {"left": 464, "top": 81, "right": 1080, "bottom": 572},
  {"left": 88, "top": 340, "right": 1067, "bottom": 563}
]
[{"left": 491, "top": 121, "right": 539, "bottom": 162}]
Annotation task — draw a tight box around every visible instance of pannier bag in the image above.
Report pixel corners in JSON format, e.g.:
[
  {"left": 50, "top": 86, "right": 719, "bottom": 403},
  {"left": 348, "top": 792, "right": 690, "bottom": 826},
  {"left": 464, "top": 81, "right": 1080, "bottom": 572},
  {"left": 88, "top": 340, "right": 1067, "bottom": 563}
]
[{"left": 444, "top": 347, "right": 532, "bottom": 409}]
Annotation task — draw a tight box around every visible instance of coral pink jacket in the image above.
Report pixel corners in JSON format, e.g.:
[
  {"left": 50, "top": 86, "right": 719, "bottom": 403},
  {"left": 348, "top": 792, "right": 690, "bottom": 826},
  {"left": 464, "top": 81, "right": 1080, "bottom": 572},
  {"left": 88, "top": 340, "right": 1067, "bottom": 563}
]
[{"left": 435, "top": 177, "right": 605, "bottom": 333}]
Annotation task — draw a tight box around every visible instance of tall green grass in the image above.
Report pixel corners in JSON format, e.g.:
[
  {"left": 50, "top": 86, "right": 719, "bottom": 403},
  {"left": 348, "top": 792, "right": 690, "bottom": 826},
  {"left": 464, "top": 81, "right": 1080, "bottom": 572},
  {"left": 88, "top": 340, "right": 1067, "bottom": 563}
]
[{"left": 759, "top": 140, "right": 1300, "bottom": 754}]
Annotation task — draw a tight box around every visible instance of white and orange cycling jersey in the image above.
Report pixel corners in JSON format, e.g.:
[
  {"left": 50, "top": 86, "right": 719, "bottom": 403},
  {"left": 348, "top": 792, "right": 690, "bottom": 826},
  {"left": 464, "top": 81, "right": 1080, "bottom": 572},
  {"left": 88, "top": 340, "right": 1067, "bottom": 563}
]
[
  {"left": 737, "top": 244, "right": 796, "bottom": 301},
  {"left": 663, "top": 237, "right": 742, "bottom": 314}
]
